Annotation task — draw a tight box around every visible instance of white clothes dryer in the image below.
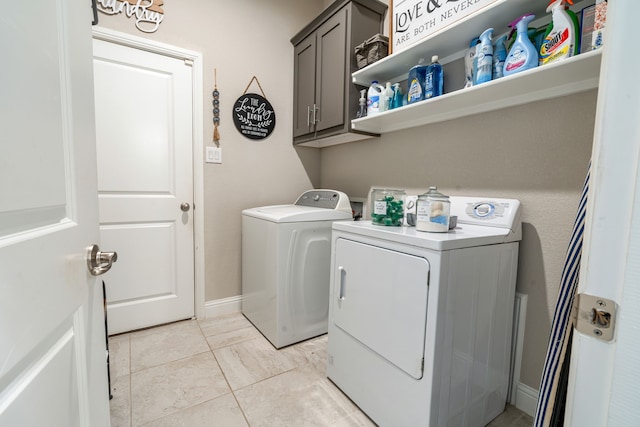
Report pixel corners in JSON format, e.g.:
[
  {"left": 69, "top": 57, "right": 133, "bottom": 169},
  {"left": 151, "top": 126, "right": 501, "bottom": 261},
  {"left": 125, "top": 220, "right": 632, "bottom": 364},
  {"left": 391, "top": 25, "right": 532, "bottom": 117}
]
[
  {"left": 242, "top": 189, "right": 352, "bottom": 348},
  {"left": 327, "top": 196, "right": 522, "bottom": 427}
]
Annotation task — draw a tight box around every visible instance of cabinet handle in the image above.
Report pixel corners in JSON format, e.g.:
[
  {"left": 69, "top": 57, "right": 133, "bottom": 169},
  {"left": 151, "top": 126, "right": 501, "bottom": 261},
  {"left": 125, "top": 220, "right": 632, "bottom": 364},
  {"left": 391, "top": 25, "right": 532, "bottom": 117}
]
[
  {"left": 313, "top": 104, "right": 319, "bottom": 125},
  {"left": 307, "top": 106, "right": 311, "bottom": 128},
  {"left": 338, "top": 266, "right": 346, "bottom": 300}
]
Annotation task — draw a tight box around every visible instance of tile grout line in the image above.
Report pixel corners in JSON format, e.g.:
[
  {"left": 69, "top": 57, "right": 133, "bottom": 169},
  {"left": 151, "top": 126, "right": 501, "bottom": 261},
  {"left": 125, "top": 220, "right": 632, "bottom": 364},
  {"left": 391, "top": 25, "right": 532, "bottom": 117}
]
[{"left": 199, "top": 319, "right": 253, "bottom": 426}]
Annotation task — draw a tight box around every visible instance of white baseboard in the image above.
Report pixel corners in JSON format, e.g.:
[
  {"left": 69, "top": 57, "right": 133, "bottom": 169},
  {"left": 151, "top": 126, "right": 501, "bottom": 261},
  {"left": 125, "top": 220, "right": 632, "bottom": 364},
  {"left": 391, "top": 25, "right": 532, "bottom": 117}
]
[
  {"left": 204, "top": 295, "right": 242, "bottom": 318},
  {"left": 515, "top": 382, "right": 539, "bottom": 418}
]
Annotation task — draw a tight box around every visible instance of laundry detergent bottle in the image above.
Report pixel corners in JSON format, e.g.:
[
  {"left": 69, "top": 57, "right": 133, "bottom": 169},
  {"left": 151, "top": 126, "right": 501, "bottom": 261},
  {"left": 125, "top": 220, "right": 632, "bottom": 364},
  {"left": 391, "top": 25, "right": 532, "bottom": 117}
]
[
  {"left": 424, "top": 55, "right": 443, "bottom": 99},
  {"left": 539, "top": 0, "right": 578, "bottom": 65},
  {"left": 475, "top": 28, "right": 494, "bottom": 84},
  {"left": 503, "top": 14, "right": 538, "bottom": 77},
  {"left": 367, "top": 81, "right": 384, "bottom": 116},
  {"left": 407, "top": 59, "right": 427, "bottom": 104}
]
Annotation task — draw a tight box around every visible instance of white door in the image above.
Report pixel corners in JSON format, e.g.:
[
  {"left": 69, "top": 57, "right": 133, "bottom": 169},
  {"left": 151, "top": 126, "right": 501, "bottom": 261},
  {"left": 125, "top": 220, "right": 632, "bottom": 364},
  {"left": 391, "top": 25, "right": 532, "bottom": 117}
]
[
  {"left": 565, "top": 0, "right": 640, "bottom": 424},
  {"left": 92, "top": 37, "right": 195, "bottom": 334},
  {"left": 0, "top": 1, "right": 110, "bottom": 426}
]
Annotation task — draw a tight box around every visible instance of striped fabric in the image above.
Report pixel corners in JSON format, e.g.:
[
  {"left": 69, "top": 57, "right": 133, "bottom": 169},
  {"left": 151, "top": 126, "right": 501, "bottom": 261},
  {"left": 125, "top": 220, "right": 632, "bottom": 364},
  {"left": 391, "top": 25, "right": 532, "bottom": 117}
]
[{"left": 534, "top": 163, "right": 591, "bottom": 426}]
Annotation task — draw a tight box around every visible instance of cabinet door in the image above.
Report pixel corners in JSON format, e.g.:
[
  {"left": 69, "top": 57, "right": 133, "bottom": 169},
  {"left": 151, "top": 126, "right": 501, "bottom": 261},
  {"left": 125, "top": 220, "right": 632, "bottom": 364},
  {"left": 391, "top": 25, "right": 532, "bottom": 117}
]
[
  {"left": 315, "top": 8, "right": 347, "bottom": 133},
  {"left": 293, "top": 33, "right": 316, "bottom": 138}
]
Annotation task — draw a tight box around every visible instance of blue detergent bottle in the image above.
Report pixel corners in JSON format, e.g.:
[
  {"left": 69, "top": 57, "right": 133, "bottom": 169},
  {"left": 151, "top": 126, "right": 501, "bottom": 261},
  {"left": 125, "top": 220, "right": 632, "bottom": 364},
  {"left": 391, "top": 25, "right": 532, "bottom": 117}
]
[
  {"left": 424, "top": 55, "right": 443, "bottom": 99},
  {"left": 407, "top": 59, "right": 427, "bottom": 104},
  {"left": 503, "top": 14, "right": 538, "bottom": 77},
  {"left": 475, "top": 28, "right": 494, "bottom": 84}
]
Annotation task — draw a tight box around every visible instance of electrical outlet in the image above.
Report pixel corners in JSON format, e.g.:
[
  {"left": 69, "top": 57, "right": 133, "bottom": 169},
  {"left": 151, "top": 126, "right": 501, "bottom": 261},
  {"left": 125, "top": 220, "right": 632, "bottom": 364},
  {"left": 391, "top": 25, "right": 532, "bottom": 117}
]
[{"left": 206, "top": 146, "right": 222, "bottom": 164}]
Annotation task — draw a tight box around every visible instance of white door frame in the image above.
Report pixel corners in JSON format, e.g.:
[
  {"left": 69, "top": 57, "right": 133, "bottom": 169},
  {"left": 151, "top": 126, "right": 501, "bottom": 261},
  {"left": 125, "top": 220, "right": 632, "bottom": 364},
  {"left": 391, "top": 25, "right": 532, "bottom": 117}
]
[
  {"left": 92, "top": 27, "right": 206, "bottom": 321},
  {"left": 565, "top": 0, "right": 640, "bottom": 424}
]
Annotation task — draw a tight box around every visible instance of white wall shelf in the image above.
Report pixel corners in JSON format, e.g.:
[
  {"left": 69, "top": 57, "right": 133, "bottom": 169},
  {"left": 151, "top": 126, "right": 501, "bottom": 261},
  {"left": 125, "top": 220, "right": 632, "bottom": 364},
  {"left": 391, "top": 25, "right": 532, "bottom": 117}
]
[
  {"left": 351, "top": 50, "right": 602, "bottom": 135},
  {"left": 352, "top": 0, "right": 552, "bottom": 87}
]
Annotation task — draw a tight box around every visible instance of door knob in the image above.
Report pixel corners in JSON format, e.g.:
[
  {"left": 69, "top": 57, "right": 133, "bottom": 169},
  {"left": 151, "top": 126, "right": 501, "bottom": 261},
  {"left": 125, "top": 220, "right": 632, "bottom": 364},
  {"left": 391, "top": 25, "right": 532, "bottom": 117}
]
[
  {"left": 180, "top": 202, "right": 191, "bottom": 212},
  {"left": 87, "top": 244, "right": 118, "bottom": 276}
]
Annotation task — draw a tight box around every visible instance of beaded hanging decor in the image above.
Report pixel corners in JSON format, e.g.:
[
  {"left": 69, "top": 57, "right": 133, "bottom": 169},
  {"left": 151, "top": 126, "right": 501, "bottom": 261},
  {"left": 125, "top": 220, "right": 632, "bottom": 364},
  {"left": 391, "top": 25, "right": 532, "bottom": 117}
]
[{"left": 212, "top": 69, "right": 220, "bottom": 146}]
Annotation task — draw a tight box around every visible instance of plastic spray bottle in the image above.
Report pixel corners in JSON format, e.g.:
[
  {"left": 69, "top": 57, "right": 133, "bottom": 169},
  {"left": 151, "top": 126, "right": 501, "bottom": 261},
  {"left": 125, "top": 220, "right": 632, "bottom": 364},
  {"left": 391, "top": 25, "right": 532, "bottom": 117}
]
[
  {"left": 391, "top": 83, "right": 403, "bottom": 110},
  {"left": 475, "top": 28, "right": 494, "bottom": 84},
  {"left": 407, "top": 59, "right": 427, "bottom": 104},
  {"left": 503, "top": 14, "right": 538, "bottom": 77},
  {"left": 472, "top": 39, "right": 481, "bottom": 85},
  {"left": 539, "top": 0, "right": 578, "bottom": 65},
  {"left": 464, "top": 37, "right": 479, "bottom": 88},
  {"left": 424, "top": 55, "right": 443, "bottom": 99},
  {"left": 367, "top": 81, "right": 384, "bottom": 116},
  {"left": 492, "top": 35, "right": 507, "bottom": 79},
  {"left": 382, "top": 82, "right": 394, "bottom": 112},
  {"left": 356, "top": 89, "right": 367, "bottom": 118}
]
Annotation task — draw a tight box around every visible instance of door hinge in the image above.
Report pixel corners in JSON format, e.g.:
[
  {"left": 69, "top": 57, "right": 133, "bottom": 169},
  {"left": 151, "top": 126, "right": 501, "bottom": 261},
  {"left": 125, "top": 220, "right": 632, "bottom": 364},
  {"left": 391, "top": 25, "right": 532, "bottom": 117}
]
[{"left": 573, "top": 293, "right": 616, "bottom": 342}]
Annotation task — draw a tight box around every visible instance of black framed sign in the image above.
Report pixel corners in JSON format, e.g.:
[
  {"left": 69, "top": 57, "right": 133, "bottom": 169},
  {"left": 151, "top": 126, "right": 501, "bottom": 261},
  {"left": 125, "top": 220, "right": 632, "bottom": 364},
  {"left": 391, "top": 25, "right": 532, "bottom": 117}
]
[{"left": 232, "top": 93, "right": 276, "bottom": 140}]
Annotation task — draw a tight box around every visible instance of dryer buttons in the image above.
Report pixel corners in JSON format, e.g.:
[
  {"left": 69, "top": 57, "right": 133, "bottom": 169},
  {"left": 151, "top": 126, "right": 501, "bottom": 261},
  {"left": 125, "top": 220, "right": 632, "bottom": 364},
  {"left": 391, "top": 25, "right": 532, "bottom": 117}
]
[{"left": 467, "top": 201, "right": 505, "bottom": 219}]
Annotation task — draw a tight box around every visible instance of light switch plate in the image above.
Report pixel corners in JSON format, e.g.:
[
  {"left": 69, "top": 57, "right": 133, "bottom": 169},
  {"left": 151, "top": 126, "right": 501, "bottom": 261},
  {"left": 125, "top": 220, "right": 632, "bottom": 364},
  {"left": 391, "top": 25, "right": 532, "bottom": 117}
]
[{"left": 206, "top": 146, "right": 222, "bottom": 164}]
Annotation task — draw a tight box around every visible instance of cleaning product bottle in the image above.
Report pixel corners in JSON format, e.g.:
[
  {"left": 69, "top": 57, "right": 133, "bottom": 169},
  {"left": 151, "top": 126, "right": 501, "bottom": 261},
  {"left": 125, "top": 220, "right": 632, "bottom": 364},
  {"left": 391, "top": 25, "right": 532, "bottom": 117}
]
[
  {"left": 539, "top": 0, "right": 578, "bottom": 65},
  {"left": 472, "top": 39, "right": 481, "bottom": 85},
  {"left": 381, "top": 82, "right": 394, "bottom": 112},
  {"left": 464, "top": 37, "right": 479, "bottom": 88},
  {"left": 407, "top": 59, "right": 427, "bottom": 104},
  {"left": 475, "top": 28, "right": 494, "bottom": 84},
  {"left": 492, "top": 34, "right": 507, "bottom": 80},
  {"left": 503, "top": 14, "right": 538, "bottom": 77},
  {"left": 367, "top": 81, "right": 384, "bottom": 116},
  {"left": 424, "top": 55, "right": 443, "bottom": 99},
  {"left": 356, "top": 89, "right": 367, "bottom": 118},
  {"left": 391, "top": 83, "right": 403, "bottom": 110}
]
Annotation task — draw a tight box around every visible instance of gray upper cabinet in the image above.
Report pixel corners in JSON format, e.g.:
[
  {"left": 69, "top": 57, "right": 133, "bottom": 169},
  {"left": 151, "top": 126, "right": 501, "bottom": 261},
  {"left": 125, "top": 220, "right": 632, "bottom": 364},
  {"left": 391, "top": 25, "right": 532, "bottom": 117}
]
[{"left": 291, "top": 0, "right": 387, "bottom": 147}]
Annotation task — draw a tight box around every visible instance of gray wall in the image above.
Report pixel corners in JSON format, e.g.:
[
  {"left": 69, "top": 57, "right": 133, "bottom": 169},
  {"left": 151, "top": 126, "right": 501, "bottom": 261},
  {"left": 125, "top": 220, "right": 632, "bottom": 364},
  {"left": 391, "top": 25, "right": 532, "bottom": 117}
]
[{"left": 98, "top": 0, "right": 325, "bottom": 302}]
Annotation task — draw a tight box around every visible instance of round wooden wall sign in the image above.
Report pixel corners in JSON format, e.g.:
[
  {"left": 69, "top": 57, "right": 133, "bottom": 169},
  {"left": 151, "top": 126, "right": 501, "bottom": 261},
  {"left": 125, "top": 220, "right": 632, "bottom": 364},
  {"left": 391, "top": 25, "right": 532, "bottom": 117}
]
[{"left": 232, "top": 93, "right": 276, "bottom": 140}]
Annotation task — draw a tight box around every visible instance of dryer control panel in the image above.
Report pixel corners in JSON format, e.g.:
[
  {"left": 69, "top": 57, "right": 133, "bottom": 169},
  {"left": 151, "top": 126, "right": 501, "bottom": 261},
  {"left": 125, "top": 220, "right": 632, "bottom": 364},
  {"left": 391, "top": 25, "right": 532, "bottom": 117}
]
[
  {"left": 295, "top": 190, "right": 351, "bottom": 214},
  {"left": 450, "top": 196, "right": 521, "bottom": 233}
]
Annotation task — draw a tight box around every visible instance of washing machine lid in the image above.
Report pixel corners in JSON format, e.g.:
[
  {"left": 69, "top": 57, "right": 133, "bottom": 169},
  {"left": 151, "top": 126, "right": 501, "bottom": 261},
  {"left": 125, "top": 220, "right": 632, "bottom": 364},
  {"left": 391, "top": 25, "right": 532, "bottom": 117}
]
[
  {"left": 335, "top": 196, "right": 522, "bottom": 251},
  {"left": 243, "top": 205, "right": 353, "bottom": 223},
  {"left": 242, "top": 189, "right": 352, "bottom": 223}
]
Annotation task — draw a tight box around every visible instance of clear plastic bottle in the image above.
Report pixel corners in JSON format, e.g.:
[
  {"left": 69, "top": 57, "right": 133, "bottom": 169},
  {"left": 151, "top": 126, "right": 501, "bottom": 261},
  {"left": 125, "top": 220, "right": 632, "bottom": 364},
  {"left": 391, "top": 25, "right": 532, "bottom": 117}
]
[
  {"left": 391, "top": 83, "right": 403, "bottom": 110},
  {"left": 381, "top": 82, "right": 394, "bottom": 112},
  {"left": 424, "top": 55, "right": 443, "bottom": 99},
  {"left": 356, "top": 89, "right": 367, "bottom": 118}
]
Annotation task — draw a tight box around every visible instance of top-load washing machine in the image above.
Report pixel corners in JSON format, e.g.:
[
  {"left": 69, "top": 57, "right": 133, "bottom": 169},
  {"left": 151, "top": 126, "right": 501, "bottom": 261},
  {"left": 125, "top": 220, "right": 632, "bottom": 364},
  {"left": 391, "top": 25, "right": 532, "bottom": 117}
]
[
  {"left": 327, "top": 196, "right": 522, "bottom": 427},
  {"left": 242, "top": 189, "right": 352, "bottom": 348}
]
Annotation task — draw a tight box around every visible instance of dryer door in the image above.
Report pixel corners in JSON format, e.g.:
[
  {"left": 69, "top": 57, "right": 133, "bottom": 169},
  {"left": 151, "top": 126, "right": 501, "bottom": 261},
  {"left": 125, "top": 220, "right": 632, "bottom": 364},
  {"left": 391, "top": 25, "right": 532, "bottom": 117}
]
[{"left": 332, "top": 238, "right": 430, "bottom": 379}]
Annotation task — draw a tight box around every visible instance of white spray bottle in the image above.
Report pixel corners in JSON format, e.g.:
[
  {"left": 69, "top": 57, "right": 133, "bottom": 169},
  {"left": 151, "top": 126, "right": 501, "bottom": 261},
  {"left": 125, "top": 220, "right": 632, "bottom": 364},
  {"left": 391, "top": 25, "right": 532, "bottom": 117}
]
[{"left": 539, "top": 0, "right": 576, "bottom": 65}]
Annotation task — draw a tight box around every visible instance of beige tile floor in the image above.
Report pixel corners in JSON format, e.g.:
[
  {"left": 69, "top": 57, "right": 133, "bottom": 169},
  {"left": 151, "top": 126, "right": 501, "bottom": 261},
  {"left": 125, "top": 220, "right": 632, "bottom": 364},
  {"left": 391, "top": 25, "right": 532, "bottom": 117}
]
[{"left": 108, "top": 313, "right": 533, "bottom": 427}]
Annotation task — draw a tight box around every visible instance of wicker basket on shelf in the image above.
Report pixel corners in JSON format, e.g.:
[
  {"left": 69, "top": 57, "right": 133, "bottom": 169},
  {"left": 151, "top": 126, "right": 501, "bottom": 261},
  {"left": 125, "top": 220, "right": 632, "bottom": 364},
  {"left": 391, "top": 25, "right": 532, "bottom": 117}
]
[{"left": 355, "top": 34, "right": 389, "bottom": 69}]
